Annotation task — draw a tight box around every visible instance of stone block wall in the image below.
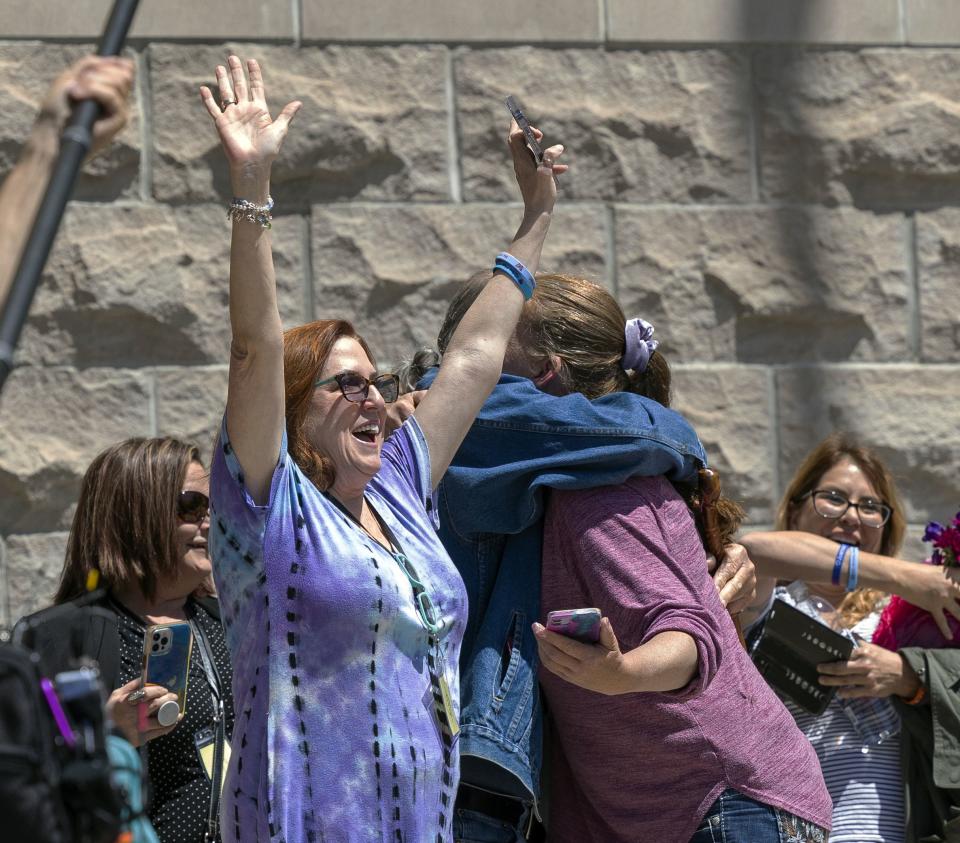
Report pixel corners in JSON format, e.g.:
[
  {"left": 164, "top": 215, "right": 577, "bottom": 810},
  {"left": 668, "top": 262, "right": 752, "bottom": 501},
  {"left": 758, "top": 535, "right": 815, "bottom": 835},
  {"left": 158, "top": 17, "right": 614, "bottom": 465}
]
[{"left": 1, "top": 0, "right": 958, "bottom": 622}]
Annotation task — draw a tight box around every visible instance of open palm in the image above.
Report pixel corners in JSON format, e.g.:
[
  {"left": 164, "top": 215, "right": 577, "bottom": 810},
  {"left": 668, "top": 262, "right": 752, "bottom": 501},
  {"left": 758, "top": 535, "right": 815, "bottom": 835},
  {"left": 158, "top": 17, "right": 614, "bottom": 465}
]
[{"left": 199, "top": 55, "right": 300, "bottom": 172}]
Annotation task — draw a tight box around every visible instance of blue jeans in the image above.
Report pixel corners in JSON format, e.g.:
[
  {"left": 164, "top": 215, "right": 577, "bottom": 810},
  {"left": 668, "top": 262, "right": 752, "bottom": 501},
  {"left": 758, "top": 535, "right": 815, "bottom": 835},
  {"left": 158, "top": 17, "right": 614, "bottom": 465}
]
[{"left": 690, "top": 790, "right": 828, "bottom": 843}]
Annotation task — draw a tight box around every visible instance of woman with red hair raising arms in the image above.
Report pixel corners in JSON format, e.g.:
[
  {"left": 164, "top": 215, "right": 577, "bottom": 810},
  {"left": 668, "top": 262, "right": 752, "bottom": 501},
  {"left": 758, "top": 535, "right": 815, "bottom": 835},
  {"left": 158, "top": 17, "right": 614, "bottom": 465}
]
[{"left": 199, "top": 56, "right": 567, "bottom": 841}]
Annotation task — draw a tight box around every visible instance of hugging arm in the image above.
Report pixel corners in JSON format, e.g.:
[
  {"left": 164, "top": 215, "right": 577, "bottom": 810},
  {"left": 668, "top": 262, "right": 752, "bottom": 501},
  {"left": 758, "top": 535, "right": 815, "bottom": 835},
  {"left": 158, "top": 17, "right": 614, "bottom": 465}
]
[
  {"left": 708, "top": 543, "right": 757, "bottom": 615},
  {"left": 740, "top": 530, "right": 960, "bottom": 637},
  {"left": 534, "top": 616, "right": 698, "bottom": 697},
  {"left": 536, "top": 490, "right": 721, "bottom": 697},
  {"left": 414, "top": 121, "right": 568, "bottom": 489},
  {"left": 200, "top": 56, "right": 301, "bottom": 504}
]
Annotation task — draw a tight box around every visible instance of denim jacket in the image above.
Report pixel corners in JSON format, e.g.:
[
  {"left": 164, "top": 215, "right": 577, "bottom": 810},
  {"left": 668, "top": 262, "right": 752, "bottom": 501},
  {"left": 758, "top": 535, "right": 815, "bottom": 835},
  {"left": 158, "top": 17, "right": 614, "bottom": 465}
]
[{"left": 419, "top": 371, "right": 707, "bottom": 804}]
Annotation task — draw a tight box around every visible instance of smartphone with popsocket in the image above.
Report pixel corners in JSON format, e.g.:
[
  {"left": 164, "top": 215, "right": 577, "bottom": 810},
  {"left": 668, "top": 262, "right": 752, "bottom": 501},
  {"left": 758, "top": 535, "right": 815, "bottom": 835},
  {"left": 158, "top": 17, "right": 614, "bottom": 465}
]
[
  {"left": 546, "top": 608, "right": 602, "bottom": 644},
  {"left": 505, "top": 95, "right": 544, "bottom": 165},
  {"left": 142, "top": 621, "right": 193, "bottom": 725}
]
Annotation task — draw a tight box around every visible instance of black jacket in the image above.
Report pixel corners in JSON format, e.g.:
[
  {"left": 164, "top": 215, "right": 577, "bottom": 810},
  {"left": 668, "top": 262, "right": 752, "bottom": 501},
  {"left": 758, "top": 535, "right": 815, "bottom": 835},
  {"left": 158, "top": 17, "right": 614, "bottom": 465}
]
[
  {"left": 896, "top": 647, "right": 960, "bottom": 843},
  {"left": 14, "top": 590, "right": 221, "bottom": 689}
]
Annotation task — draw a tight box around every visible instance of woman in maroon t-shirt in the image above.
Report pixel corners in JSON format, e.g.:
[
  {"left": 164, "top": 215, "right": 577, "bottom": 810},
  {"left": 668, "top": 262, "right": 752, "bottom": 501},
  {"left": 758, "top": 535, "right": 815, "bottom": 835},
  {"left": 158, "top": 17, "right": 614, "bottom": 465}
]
[{"left": 511, "top": 275, "right": 831, "bottom": 843}]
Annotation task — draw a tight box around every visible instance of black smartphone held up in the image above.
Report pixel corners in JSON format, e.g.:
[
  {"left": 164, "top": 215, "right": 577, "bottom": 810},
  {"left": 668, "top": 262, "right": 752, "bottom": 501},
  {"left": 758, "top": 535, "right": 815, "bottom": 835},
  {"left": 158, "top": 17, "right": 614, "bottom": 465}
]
[{"left": 504, "top": 95, "right": 544, "bottom": 165}]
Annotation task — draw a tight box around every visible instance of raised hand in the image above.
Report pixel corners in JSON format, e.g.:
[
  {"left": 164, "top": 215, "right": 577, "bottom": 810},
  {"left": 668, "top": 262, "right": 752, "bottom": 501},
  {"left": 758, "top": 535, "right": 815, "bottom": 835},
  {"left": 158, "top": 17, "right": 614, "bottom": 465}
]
[
  {"left": 508, "top": 120, "right": 568, "bottom": 216},
  {"left": 199, "top": 55, "right": 301, "bottom": 184},
  {"left": 897, "top": 561, "right": 960, "bottom": 639}
]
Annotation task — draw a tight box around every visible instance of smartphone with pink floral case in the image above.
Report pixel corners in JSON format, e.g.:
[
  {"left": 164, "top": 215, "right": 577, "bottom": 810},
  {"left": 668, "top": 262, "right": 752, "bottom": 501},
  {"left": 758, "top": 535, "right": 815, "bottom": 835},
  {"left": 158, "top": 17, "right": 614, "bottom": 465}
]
[{"left": 545, "top": 608, "right": 602, "bottom": 644}]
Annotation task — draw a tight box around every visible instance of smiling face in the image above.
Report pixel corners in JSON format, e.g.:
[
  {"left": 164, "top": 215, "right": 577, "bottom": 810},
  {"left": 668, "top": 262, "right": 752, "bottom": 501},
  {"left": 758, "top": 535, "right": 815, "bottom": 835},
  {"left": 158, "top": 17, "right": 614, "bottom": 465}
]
[
  {"left": 790, "top": 458, "right": 887, "bottom": 604},
  {"left": 303, "top": 336, "right": 386, "bottom": 502},
  {"left": 175, "top": 461, "right": 211, "bottom": 581},
  {"left": 791, "top": 457, "right": 886, "bottom": 555}
]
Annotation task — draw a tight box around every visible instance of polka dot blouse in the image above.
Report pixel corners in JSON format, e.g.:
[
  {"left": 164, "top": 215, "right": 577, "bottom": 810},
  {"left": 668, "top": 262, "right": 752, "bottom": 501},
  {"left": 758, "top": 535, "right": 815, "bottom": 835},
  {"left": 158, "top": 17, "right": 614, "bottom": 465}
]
[{"left": 112, "top": 597, "right": 235, "bottom": 842}]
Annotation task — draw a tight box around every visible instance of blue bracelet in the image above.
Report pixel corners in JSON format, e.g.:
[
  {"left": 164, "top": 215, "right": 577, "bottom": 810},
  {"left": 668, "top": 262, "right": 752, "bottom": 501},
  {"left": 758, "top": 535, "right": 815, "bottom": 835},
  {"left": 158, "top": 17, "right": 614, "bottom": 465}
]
[
  {"left": 832, "top": 543, "right": 852, "bottom": 586},
  {"left": 494, "top": 252, "right": 536, "bottom": 301},
  {"left": 846, "top": 546, "right": 860, "bottom": 592}
]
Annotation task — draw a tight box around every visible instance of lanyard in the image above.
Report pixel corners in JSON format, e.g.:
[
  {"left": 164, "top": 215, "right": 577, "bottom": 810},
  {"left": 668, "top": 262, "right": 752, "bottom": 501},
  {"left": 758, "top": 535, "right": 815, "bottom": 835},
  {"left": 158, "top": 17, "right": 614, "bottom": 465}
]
[
  {"left": 188, "top": 611, "right": 223, "bottom": 706},
  {"left": 325, "top": 493, "right": 445, "bottom": 634},
  {"left": 325, "top": 494, "right": 460, "bottom": 742},
  {"left": 187, "top": 611, "right": 226, "bottom": 842}
]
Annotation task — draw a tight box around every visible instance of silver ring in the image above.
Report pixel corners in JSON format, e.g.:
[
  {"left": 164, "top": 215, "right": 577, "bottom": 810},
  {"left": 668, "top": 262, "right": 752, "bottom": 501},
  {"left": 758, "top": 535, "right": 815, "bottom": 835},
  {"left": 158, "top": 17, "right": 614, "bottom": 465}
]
[
  {"left": 127, "top": 688, "right": 146, "bottom": 704},
  {"left": 222, "top": 99, "right": 238, "bottom": 110}
]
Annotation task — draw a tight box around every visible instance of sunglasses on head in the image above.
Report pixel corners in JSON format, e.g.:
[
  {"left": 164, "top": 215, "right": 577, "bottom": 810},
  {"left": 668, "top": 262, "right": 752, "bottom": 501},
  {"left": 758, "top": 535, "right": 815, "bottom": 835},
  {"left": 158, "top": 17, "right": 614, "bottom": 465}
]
[
  {"left": 314, "top": 371, "right": 400, "bottom": 404},
  {"left": 177, "top": 490, "right": 210, "bottom": 524}
]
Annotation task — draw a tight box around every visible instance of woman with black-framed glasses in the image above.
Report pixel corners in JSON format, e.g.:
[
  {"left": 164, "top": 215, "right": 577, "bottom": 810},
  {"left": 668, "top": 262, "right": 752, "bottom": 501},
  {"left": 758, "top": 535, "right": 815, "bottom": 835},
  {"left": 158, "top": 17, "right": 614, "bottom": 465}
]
[
  {"left": 799, "top": 487, "right": 892, "bottom": 528},
  {"left": 200, "top": 55, "right": 569, "bottom": 842},
  {"left": 16, "top": 437, "right": 236, "bottom": 842},
  {"left": 739, "top": 433, "right": 960, "bottom": 843}
]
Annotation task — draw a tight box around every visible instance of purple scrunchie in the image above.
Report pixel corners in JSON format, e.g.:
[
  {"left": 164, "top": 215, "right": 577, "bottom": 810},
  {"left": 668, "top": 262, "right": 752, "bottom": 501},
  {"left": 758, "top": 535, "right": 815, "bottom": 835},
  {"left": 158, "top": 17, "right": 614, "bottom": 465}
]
[{"left": 621, "top": 317, "right": 659, "bottom": 372}]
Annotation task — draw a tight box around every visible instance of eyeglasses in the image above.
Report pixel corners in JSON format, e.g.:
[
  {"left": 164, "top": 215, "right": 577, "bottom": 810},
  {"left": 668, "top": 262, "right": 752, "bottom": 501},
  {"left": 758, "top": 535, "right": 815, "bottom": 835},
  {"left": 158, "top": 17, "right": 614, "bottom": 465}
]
[
  {"left": 801, "top": 489, "right": 891, "bottom": 528},
  {"left": 177, "top": 490, "right": 210, "bottom": 524},
  {"left": 390, "top": 550, "right": 444, "bottom": 634},
  {"left": 314, "top": 371, "right": 400, "bottom": 404}
]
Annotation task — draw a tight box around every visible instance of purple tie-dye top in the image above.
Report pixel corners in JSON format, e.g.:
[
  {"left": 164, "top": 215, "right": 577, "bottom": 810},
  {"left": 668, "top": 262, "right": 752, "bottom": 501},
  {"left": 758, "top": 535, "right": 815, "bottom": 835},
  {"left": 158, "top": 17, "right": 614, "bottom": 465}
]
[{"left": 209, "top": 416, "right": 467, "bottom": 843}]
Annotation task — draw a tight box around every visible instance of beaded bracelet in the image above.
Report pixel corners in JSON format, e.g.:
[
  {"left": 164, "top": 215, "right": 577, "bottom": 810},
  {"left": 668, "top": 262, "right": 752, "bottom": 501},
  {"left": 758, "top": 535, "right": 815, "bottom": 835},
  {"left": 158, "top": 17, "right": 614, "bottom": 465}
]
[
  {"left": 493, "top": 252, "right": 536, "bottom": 300},
  {"left": 832, "top": 543, "right": 852, "bottom": 586},
  {"left": 228, "top": 195, "right": 274, "bottom": 229}
]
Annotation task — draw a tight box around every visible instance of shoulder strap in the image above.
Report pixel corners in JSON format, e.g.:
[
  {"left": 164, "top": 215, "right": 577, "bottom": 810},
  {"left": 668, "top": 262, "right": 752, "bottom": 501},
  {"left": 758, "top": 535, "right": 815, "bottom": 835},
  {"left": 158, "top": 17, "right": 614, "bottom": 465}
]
[{"left": 187, "top": 610, "right": 225, "bottom": 842}]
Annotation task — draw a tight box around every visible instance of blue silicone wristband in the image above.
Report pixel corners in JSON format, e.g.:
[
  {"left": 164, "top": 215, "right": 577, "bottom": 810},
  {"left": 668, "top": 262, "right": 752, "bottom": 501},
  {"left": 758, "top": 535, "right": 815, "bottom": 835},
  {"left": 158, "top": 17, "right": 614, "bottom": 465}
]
[
  {"left": 494, "top": 254, "right": 535, "bottom": 300},
  {"left": 832, "top": 543, "right": 851, "bottom": 586},
  {"left": 494, "top": 252, "right": 536, "bottom": 301},
  {"left": 846, "top": 546, "right": 860, "bottom": 592}
]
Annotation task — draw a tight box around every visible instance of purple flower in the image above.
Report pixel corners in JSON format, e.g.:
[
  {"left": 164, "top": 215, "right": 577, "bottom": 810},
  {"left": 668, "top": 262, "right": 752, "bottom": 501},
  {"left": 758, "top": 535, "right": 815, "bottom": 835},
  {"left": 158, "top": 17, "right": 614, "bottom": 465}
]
[
  {"left": 924, "top": 521, "right": 946, "bottom": 543},
  {"left": 941, "top": 529, "right": 960, "bottom": 556}
]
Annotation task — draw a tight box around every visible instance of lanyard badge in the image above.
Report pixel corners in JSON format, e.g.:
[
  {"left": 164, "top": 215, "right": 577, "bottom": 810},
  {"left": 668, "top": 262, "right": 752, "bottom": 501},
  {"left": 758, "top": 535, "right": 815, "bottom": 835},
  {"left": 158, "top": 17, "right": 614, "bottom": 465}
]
[
  {"left": 330, "top": 495, "right": 460, "bottom": 742},
  {"left": 431, "top": 641, "right": 460, "bottom": 741},
  {"left": 195, "top": 724, "right": 232, "bottom": 787}
]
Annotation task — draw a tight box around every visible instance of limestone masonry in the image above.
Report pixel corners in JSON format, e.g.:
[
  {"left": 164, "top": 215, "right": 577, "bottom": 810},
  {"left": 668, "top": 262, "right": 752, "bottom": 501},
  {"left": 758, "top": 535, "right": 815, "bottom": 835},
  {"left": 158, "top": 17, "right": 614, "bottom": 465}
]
[{"left": 0, "top": 0, "right": 958, "bottom": 622}]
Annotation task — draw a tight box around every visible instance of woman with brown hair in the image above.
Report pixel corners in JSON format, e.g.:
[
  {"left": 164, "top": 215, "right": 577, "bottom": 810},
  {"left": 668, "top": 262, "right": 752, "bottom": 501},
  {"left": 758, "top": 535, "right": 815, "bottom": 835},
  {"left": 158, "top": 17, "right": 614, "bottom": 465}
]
[
  {"left": 18, "top": 436, "right": 234, "bottom": 842},
  {"left": 199, "top": 55, "right": 567, "bottom": 842},
  {"left": 741, "top": 435, "right": 960, "bottom": 843},
  {"left": 493, "top": 274, "right": 832, "bottom": 842}
]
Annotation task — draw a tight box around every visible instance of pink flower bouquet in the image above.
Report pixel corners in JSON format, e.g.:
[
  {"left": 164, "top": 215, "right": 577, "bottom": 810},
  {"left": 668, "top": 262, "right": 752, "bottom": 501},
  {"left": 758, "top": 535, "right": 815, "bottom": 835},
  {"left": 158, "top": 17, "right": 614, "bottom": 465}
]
[{"left": 872, "top": 513, "right": 960, "bottom": 651}]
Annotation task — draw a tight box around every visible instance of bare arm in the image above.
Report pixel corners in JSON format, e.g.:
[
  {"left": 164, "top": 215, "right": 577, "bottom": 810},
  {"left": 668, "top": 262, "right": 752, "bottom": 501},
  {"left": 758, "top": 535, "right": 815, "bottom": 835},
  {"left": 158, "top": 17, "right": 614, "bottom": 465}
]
[
  {"left": 415, "top": 122, "right": 568, "bottom": 489},
  {"left": 0, "top": 56, "right": 133, "bottom": 306},
  {"left": 740, "top": 530, "right": 960, "bottom": 636},
  {"left": 533, "top": 618, "right": 698, "bottom": 696},
  {"left": 200, "top": 56, "right": 301, "bottom": 503}
]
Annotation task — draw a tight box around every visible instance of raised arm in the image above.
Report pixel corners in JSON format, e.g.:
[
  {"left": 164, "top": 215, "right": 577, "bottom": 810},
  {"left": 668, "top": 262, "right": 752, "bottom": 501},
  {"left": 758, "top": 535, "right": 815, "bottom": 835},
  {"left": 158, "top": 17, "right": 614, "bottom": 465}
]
[
  {"left": 0, "top": 56, "right": 133, "bottom": 307},
  {"left": 415, "top": 121, "right": 567, "bottom": 488},
  {"left": 740, "top": 530, "right": 960, "bottom": 636},
  {"left": 199, "top": 56, "right": 300, "bottom": 504}
]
